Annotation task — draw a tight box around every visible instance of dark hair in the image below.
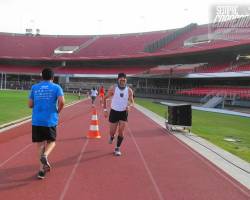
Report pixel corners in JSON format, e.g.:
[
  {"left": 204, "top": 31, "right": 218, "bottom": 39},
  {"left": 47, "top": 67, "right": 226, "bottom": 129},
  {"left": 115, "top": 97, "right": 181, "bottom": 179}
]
[
  {"left": 42, "top": 68, "right": 54, "bottom": 80},
  {"left": 118, "top": 72, "right": 126, "bottom": 79}
]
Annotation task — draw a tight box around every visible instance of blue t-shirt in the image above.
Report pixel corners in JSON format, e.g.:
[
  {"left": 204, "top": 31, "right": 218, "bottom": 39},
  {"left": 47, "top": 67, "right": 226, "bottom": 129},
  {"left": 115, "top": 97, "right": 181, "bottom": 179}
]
[{"left": 29, "top": 81, "right": 64, "bottom": 127}]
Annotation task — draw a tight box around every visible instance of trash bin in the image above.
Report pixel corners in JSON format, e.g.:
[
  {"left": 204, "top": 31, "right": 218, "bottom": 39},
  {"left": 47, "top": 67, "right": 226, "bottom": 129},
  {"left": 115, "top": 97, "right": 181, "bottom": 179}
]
[{"left": 166, "top": 104, "right": 192, "bottom": 132}]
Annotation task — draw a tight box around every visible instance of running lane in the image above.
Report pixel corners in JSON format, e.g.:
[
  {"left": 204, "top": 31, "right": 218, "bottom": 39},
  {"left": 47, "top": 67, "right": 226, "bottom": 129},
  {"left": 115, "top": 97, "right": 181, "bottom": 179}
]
[{"left": 0, "top": 100, "right": 249, "bottom": 200}]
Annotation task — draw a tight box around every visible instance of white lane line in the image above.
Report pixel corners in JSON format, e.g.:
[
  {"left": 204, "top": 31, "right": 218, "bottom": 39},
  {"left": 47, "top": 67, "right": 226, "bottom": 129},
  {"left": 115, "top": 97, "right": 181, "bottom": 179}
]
[
  {"left": 135, "top": 106, "right": 250, "bottom": 196},
  {"left": 173, "top": 137, "right": 250, "bottom": 197},
  {"left": 127, "top": 126, "right": 165, "bottom": 200},
  {"left": 0, "top": 143, "right": 32, "bottom": 168},
  {"left": 59, "top": 139, "right": 89, "bottom": 200},
  {"left": 0, "top": 100, "right": 86, "bottom": 168},
  {"left": 0, "top": 119, "right": 31, "bottom": 133},
  {"left": 0, "top": 99, "right": 85, "bottom": 133}
]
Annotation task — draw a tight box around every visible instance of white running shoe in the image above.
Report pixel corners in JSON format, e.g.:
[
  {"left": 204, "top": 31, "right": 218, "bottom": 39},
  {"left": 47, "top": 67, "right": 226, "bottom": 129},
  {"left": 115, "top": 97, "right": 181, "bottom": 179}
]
[{"left": 114, "top": 147, "right": 121, "bottom": 156}]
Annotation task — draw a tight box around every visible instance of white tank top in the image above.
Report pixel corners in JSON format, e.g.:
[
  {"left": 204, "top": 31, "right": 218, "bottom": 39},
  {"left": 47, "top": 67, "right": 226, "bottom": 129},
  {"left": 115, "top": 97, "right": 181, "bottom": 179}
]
[
  {"left": 111, "top": 86, "right": 129, "bottom": 111},
  {"left": 90, "top": 89, "right": 98, "bottom": 97}
]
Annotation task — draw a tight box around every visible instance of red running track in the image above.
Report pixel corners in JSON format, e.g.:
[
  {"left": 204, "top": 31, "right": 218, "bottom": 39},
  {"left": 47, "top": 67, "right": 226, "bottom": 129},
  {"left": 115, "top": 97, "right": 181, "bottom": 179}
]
[{"left": 0, "top": 100, "right": 249, "bottom": 200}]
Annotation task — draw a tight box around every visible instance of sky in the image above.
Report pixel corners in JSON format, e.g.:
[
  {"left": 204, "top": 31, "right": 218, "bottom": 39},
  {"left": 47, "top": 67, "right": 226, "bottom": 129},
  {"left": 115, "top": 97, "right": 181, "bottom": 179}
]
[{"left": 0, "top": 0, "right": 249, "bottom": 35}]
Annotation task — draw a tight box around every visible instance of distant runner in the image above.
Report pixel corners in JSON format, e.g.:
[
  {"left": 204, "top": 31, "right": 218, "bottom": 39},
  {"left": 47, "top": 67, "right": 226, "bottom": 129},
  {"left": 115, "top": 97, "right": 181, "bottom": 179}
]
[
  {"left": 90, "top": 87, "right": 98, "bottom": 107},
  {"left": 99, "top": 85, "right": 105, "bottom": 106}
]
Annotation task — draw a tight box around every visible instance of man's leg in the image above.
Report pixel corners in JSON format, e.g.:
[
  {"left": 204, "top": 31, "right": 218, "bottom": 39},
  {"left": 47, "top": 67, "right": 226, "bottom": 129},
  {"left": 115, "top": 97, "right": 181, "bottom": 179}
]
[
  {"left": 37, "top": 142, "right": 47, "bottom": 179},
  {"left": 114, "top": 121, "right": 126, "bottom": 156},
  {"left": 44, "top": 141, "right": 56, "bottom": 157},
  {"left": 117, "top": 120, "right": 125, "bottom": 140},
  {"left": 100, "top": 95, "right": 104, "bottom": 106},
  {"left": 40, "top": 141, "right": 55, "bottom": 171},
  {"left": 109, "top": 122, "right": 118, "bottom": 144},
  {"left": 92, "top": 96, "right": 96, "bottom": 107},
  {"left": 40, "top": 126, "right": 57, "bottom": 172},
  {"left": 37, "top": 142, "right": 46, "bottom": 171}
]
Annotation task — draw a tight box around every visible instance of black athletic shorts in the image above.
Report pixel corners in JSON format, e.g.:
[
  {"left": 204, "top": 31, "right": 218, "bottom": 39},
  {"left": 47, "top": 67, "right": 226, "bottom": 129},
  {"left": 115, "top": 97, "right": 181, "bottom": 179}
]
[
  {"left": 32, "top": 126, "right": 57, "bottom": 142},
  {"left": 109, "top": 109, "right": 128, "bottom": 123}
]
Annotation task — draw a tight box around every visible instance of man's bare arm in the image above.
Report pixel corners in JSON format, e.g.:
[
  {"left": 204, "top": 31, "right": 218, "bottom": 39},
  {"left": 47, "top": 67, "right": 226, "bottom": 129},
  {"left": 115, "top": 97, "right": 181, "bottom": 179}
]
[
  {"left": 103, "top": 85, "right": 114, "bottom": 110},
  {"left": 57, "top": 96, "right": 65, "bottom": 113},
  {"left": 128, "top": 88, "right": 134, "bottom": 107},
  {"left": 28, "top": 99, "right": 33, "bottom": 108}
]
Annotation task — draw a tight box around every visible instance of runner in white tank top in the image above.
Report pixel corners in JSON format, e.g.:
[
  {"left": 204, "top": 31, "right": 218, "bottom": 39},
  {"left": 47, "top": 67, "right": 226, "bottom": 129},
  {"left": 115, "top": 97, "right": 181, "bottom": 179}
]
[
  {"left": 90, "top": 87, "right": 98, "bottom": 106},
  {"left": 111, "top": 85, "right": 129, "bottom": 111},
  {"left": 103, "top": 73, "right": 134, "bottom": 156}
]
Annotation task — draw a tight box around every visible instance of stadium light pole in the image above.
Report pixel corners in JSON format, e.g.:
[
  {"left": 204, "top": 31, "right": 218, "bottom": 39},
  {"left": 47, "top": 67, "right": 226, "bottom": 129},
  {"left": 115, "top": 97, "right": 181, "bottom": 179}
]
[
  {"left": 0, "top": 72, "right": 3, "bottom": 90},
  {"left": 4, "top": 73, "right": 7, "bottom": 90},
  {"left": 167, "top": 75, "right": 171, "bottom": 95},
  {"left": 17, "top": 73, "right": 20, "bottom": 85}
]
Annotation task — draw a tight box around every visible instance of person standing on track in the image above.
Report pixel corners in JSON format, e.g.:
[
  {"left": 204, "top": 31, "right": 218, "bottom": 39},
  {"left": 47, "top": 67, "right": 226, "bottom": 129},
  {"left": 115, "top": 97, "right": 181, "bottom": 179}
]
[
  {"left": 99, "top": 85, "right": 105, "bottom": 106},
  {"left": 90, "top": 87, "right": 98, "bottom": 107},
  {"left": 28, "top": 68, "right": 65, "bottom": 179},
  {"left": 103, "top": 72, "right": 134, "bottom": 156}
]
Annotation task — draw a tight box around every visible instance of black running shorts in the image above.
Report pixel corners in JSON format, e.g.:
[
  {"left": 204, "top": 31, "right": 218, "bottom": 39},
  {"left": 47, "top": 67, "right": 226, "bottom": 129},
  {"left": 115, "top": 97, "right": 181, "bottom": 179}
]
[
  {"left": 32, "top": 126, "right": 57, "bottom": 142},
  {"left": 109, "top": 109, "right": 128, "bottom": 123}
]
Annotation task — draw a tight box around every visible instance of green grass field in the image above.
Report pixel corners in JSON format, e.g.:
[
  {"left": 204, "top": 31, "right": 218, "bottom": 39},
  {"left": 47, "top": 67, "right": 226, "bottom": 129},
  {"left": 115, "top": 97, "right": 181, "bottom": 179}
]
[
  {"left": 136, "top": 98, "right": 250, "bottom": 162},
  {"left": 0, "top": 90, "right": 83, "bottom": 126}
]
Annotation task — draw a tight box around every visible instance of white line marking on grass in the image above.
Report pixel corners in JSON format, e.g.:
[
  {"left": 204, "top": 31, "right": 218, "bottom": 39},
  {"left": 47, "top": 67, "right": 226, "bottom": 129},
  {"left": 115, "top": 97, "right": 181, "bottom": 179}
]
[
  {"left": 59, "top": 139, "right": 89, "bottom": 200},
  {"left": 0, "top": 100, "right": 85, "bottom": 133},
  {"left": 127, "top": 126, "right": 165, "bottom": 200},
  {"left": 0, "top": 143, "right": 32, "bottom": 168},
  {"left": 0, "top": 119, "right": 32, "bottom": 133}
]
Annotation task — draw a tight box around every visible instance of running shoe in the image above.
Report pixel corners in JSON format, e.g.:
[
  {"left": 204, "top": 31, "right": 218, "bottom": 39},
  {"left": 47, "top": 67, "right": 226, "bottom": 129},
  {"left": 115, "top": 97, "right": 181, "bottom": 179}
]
[
  {"left": 40, "top": 155, "right": 51, "bottom": 172},
  {"left": 37, "top": 170, "right": 46, "bottom": 179},
  {"left": 114, "top": 147, "right": 121, "bottom": 156}
]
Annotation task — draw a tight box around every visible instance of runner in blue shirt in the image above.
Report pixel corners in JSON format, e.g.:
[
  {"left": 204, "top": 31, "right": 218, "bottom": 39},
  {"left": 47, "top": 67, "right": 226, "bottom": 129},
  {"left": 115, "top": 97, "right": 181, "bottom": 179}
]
[{"left": 29, "top": 68, "right": 65, "bottom": 179}]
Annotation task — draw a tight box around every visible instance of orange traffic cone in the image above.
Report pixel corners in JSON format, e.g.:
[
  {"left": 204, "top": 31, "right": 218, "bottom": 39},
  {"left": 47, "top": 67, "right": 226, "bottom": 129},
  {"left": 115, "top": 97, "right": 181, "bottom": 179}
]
[{"left": 87, "top": 108, "right": 101, "bottom": 139}]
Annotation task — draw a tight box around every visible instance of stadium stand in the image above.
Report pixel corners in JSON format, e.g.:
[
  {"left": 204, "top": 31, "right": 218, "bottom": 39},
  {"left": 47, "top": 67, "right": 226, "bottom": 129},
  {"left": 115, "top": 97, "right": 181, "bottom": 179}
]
[
  {"left": 1, "top": 22, "right": 250, "bottom": 60},
  {"left": 193, "top": 63, "right": 230, "bottom": 73},
  {"left": 0, "top": 33, "right": 93, "bottom": 58},
  {"left": 176, "top": 86, "right": 250, "bottom": 100},
  {"left": 1, "top": 17, "right": 250, "bottom": 108}
]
